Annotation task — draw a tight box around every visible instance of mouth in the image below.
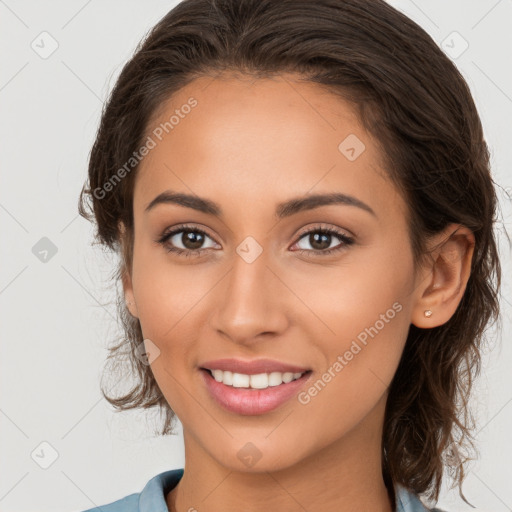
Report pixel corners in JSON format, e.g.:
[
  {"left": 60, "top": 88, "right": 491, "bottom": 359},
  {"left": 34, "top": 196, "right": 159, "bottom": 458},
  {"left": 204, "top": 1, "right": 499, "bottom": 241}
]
[{"left": 199, "top": 367, "right": 313, "bottom": 415}]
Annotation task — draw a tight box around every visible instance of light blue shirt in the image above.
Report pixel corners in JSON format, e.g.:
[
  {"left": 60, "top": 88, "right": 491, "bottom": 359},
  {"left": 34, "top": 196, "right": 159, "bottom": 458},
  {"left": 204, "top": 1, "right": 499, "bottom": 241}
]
[{"left": 80, "top": 468, "right": 447, "bottom": 512}]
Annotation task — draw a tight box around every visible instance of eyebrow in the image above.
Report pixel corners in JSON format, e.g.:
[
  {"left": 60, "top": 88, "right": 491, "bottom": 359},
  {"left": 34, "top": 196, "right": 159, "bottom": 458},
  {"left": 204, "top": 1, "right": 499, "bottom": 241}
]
[{"left": 144, "top": 190, "right": 376, "bottom": 218}]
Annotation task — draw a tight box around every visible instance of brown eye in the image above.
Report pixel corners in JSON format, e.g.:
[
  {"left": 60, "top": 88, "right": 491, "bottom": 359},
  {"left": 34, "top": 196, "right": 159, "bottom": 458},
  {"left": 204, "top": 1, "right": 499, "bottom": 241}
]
[
  {"left": 293, "top": 227, "right": 355, "bottom": 256},
  {"left": 156, "top": 225, "right": 219, "bottom": 256},
  {"left": 177, "top": 230, "right": 206, "bottom": 250},
  {"left": 303, "top": 232, "right": 332, "bottom": 251}
]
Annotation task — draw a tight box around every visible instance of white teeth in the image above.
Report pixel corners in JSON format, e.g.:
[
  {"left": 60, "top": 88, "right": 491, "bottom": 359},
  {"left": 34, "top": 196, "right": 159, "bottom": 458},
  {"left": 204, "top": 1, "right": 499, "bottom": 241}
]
[
  {"left": 232, "top": 372, "right": 249, "bottom": 388},
  {"left": 210, "top": 369, "right": 305, "bottom": 389}
]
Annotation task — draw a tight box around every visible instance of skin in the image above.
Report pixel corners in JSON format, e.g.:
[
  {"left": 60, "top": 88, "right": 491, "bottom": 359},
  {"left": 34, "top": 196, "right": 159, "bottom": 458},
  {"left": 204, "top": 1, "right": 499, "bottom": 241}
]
[{"left": 121, "top": 72, "right": 475, "bottom": 512}]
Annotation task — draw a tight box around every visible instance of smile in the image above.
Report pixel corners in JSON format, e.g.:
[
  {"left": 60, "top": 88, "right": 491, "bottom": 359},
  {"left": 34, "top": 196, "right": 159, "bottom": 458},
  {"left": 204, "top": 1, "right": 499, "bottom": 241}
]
[{"left": 200, "top": 368, "right": 313, "bottom": 415}]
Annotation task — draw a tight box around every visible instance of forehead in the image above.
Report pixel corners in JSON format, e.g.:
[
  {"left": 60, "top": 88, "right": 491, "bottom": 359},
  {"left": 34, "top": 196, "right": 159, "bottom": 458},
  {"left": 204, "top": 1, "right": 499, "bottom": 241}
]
[{"left": 134, "top": 73, "right": 404, "bottom": 223}]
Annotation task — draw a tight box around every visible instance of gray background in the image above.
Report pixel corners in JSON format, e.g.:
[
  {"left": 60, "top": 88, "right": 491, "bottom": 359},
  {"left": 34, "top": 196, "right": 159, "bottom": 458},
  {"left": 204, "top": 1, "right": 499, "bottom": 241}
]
[{"left": 0, "top": 1, "right": 511, "bottom": 510}]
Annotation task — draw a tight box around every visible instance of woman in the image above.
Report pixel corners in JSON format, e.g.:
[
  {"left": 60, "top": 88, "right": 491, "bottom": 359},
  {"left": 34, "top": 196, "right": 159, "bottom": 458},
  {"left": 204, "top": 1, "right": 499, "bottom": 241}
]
[{"left": 78, "top": 0, "right": 502, "bottom": 510}]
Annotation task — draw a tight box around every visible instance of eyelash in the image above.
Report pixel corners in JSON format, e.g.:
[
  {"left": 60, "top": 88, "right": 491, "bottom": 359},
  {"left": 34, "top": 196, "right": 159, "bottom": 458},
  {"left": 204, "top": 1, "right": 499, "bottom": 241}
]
[{"left": 155, "top": 223, "right": 355, "bottom": 258}]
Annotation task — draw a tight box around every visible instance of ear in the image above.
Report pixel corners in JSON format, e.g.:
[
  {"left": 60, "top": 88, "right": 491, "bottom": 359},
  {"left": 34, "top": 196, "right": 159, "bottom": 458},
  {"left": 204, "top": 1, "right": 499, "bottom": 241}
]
[
  {"left": 122, "top": 268, "right": 139, "bottom": 319},
  {"left": 119, "top": 220, "right": 139, "bottom": 319},
  {"left": 411, "top": 224, "right": 475, "bottom": 328}
]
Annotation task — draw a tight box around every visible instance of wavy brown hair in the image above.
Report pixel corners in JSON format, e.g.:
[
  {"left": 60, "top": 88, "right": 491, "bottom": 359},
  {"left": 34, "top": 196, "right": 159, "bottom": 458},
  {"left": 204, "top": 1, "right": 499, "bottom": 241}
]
[{"left": 78, "top": 0, "right": 503, "bottom": 507}]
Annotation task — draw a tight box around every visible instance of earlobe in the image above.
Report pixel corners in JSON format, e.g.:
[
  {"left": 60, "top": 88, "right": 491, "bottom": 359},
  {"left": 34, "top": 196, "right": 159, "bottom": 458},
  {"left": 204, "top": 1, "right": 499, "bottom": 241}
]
[{"left": 411, "top": 224, "right": 475, "bottom": 329}]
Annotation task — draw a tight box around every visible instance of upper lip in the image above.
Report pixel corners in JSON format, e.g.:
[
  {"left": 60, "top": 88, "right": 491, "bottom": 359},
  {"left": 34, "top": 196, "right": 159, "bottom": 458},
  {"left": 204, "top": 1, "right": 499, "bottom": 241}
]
[{"left": 200, "top": 358, "right": 310, "bottom": 375}]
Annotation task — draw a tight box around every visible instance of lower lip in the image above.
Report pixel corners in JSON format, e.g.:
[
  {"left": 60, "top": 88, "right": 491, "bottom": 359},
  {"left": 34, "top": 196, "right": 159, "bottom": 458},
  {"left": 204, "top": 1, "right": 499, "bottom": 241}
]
[{"left": 200, "top": 368, "right": 312, "bottom": 415}]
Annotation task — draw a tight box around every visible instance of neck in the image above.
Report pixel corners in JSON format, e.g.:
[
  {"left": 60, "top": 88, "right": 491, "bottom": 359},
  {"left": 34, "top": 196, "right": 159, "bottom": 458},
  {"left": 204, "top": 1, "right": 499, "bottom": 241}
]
[{"left": 166, "top": 397, "right": 394, "bottom": 512}]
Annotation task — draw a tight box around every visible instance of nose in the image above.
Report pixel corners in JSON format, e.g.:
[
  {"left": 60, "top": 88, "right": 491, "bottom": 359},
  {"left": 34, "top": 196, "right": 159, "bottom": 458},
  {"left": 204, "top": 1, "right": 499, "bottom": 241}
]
[{"left": 209, "top": 248, "right": 289, "bottom": 345}]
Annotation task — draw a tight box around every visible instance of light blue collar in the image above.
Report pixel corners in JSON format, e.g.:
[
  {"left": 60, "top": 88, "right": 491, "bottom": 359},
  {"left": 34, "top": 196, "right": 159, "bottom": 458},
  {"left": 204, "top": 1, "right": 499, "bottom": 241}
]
[
  {"left": 395, "top": 482, "right": 435, "bottom": 511},
  {"left": 139, "top": 469, "right": 439, "bottom": 512}
]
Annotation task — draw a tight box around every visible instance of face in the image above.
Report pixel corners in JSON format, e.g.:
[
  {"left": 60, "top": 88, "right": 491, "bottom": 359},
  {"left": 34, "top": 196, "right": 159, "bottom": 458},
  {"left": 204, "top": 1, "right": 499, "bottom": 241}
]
[{"left": 123, "top": 73, "right": 420, "bottom": 472}]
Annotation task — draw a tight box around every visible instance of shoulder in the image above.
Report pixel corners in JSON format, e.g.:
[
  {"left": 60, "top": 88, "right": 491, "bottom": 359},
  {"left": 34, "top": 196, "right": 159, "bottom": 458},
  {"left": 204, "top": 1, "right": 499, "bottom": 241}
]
[
  {"left": 78, "top": 468, "right": 184, "bottom": 512},
  {"left": 80, "top": 492, "right": 139, "bottom": 512}
]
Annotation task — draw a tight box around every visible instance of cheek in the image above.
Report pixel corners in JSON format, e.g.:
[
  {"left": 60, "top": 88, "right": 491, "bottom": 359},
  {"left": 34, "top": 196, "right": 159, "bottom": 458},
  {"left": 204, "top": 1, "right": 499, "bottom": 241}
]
[
  {"left": 131, "top": 239, "right": 214, "bottom": 340},
  {"left": 292, "top": 240, "right": 412, "bottom": 401},
  {"left": 129, "top": 250, "right": 219, "bottom": 414},
  {"left": 290, "top": 238, "right": 412, "bottom": 337}
]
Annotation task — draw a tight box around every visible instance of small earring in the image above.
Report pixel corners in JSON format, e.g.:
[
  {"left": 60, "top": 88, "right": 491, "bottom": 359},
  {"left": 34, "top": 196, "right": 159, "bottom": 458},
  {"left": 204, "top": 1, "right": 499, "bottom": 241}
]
[{"left": 424, "top": 309, "right": 433, "bottom": 318}]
